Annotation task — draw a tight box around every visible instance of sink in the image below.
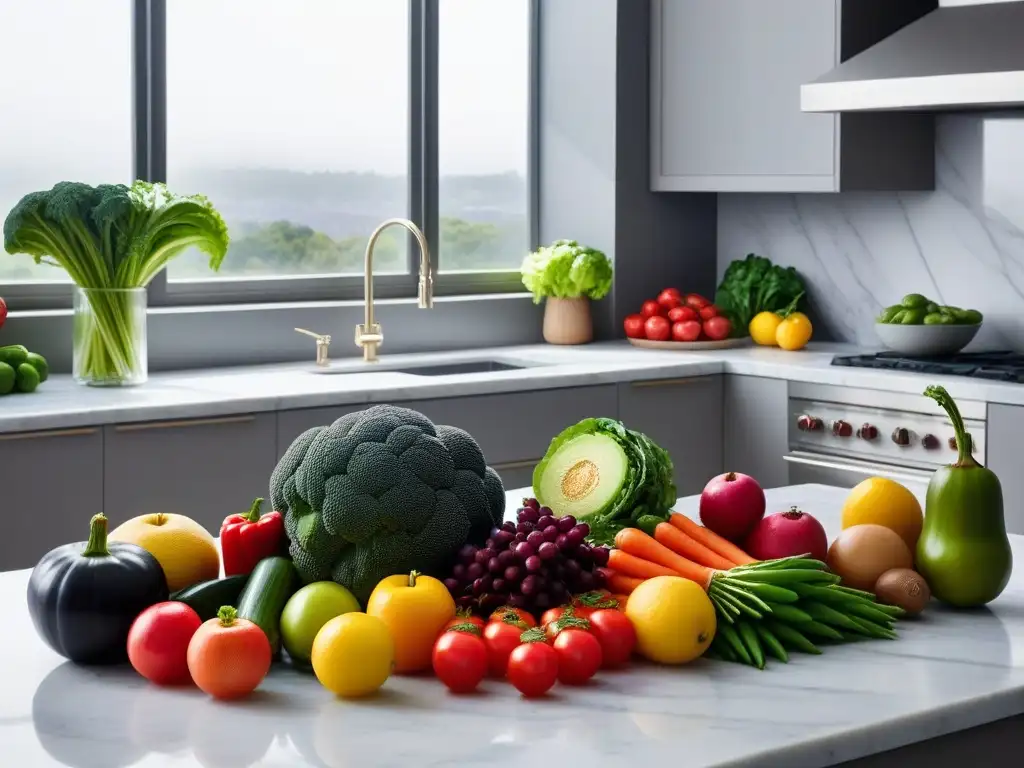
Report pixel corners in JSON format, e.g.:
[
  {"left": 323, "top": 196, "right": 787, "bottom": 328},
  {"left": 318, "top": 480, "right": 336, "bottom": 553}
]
[{"left": 393, "top": 360, "right": 527, "bottom": 376}]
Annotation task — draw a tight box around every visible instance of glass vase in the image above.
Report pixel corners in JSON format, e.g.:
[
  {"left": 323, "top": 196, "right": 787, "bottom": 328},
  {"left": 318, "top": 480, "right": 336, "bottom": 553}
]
[{"left": 72, "top": 287, "right": 148, "bottom": 387}]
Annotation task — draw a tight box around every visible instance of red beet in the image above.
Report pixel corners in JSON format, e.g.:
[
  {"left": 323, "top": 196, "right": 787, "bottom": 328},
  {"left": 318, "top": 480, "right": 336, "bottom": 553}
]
[
  {"left": 699, "top": 472, "right": 765, "bottom": 542},
  {"left": 744, "top": 506, "right": 828, "bottom": 562}
]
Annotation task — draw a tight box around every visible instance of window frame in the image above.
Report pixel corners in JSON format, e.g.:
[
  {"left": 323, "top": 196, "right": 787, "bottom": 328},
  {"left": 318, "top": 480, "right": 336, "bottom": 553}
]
[{"left": 3, "top": 0, "right": 538, "bottom": 311}]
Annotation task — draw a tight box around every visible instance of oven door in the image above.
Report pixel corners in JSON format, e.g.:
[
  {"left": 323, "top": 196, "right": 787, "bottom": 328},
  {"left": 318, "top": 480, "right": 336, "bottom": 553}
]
[{"left": 784, "top": 450, "right": 933, "bottom": 503}]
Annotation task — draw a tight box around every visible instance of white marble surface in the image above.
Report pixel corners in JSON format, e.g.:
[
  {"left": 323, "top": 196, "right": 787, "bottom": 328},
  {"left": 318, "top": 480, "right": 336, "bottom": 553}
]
[
  {"left": 3, "top": 484, "right": 1024, "bottom": 768},
  {"left": 719, "top": 113, "right": 1024, "bottom": 351},
  {"left": 2, "top": 340, "right": 1024, "bottom": 434}
]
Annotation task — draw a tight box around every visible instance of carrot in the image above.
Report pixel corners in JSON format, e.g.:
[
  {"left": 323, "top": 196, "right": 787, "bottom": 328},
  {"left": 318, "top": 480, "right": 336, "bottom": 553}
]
[
  {"left": 669, "top": 512, "right": 757, "bottom": 566},
  {"left": 653, "top": 522, "right": 736, "bottom": 571},
  {"left": 607, "top": 549, "right": 678, "bottom": 580},
  {"left": 604, "top": 570, "right": 644, "bottom": 595},
  {"left": 614, "top": 528, "right": 714, "bottom": 589}
]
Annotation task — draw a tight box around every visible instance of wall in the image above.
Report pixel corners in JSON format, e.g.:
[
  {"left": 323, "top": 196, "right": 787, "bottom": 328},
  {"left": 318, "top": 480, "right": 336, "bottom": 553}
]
[{"left": 717, "top": 113, "right": 1024, "bottom": 352}]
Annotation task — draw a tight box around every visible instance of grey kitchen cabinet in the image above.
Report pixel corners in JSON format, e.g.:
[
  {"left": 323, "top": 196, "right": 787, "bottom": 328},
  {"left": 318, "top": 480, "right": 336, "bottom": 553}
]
[
  {"left": 651, "top": 0, "right": 935, "bottom": 192},
  {"left": 987, "top": 403, "right": 1024, "bottom": 536},
  {"left": 618, "top": 376, "right": 724, "bottom": 497},
  {"left": 724, "top": 375, "right": 789, "bottom": 490},
  {"left": 0, "top": 427, "right": 104, "bottom": 572},
  {"left": 103, "top": 414, "right": 278, "bottom": 535},
  {"left": 276, "top": 386, "right": 619, "bottom": 493}
]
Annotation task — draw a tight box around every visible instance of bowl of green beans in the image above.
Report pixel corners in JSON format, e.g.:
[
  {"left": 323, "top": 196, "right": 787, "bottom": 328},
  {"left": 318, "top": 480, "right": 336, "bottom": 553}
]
[{"left": 875, "top": 294, "right": 982, "bottom": 356}]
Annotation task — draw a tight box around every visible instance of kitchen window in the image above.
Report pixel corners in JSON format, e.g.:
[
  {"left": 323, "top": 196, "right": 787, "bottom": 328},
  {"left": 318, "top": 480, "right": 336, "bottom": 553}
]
[{"left": 2, "top": 0, "right": 537, "bottom": 329}]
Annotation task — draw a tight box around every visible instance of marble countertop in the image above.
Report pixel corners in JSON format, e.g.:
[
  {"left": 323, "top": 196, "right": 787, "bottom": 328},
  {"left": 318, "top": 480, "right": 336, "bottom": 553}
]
[
  {"left": 4, "top": 483, "right": 1024, "bottom": 768},
  {"left": 2, "top": 341, "right": 1022, "bottom": 434}
]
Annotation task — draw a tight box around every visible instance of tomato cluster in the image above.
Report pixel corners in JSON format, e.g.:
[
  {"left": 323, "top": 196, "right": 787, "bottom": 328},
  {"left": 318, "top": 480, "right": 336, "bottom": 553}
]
[
  {"left": 624, "top": 288, "right": 732, "bottom": 343},
  {"left": 431, "top": 598, "right": 637, "bottom": 698}
]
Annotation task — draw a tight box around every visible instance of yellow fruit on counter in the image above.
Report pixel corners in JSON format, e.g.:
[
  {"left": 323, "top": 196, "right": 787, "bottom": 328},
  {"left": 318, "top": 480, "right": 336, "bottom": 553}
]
[
  {"left": 776, "top": 312, "right": 813, "bottom": 351},
  {"left": 842, "top": 477, "right": 923, "bottom": 551},
  {"left": 749, "top": 311, "right": 783, "bottom": 346},
  {"left": 109, "top": 513, "right": 219, "bottom": 591},
  {"left": 366, "top": 570, "right": 455, "bottom": 673},
  {"left": 311, "top": 612, "right": 394, "bottom": 698},
  {"left": 624, "top": 576, "right": 716, "bottom": 665}
]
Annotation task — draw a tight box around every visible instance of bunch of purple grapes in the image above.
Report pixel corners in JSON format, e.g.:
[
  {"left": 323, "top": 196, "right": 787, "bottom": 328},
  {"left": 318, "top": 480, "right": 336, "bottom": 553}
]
[{"left": 443, "top": 497, "right": 611, "bottom": 615}]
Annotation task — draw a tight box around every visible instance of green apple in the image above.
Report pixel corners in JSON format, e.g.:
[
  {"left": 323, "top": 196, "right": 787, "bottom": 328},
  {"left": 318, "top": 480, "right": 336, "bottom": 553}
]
[{"left": 280, "top": 581, "right": 361, "bottom": 664}]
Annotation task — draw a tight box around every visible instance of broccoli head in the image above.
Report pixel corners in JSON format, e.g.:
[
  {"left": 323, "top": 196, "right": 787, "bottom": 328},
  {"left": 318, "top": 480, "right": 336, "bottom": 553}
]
[{"left": 270, "top": 404, "right": 506, "bottom": 604}]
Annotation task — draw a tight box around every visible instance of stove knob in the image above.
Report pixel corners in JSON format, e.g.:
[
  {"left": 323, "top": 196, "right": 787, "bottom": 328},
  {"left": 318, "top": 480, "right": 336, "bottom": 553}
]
[
  {"left": 832, "top": 420, "right": 853, "bottom": 438},
  {"left": 797, "top": 415, "right": 824, "bottom": 432},
  {"left": 948, "top": 435, "right": 972, "bottom": 452},
  {"left": 922, "top": 434, "right": 940, "bottom": 450},
  {"left": 892, "top": 427, "right": 912, "bottom": 447},
  {"left": 857, "top": 423, "right": 878, "bottom": 441}
]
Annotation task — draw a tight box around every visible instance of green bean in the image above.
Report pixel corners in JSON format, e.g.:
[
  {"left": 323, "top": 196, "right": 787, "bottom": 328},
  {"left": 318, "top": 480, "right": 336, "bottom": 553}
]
[
  {"left": 798, "top": 620, "right": 844, "bottom": 641},
  {"left": 718, "top": 623, "right": 754, "bottom": 665},
  {"left": 718, "top": 581, "right": 772, "bottom": 613},
  {"left": 712, "top": 587, "right": 762, "bottom": 620},
  {"left": 766, "top": 620, "right": 821, "bottom": 655},
  {"left": 846, "top": 614, "right": 898, "bottom": 640},
  {"left": 754, "top": 624, "right": 789, "bottom": 663},
  {"left": 846, "top": 601, "right": 899, "bottom": 626},
  {"left": 709, "top": 593, "right": 737, "bottom": 623},
  {"left": 763, "top": 602, "right": 812, "bottom": 623},
  {"left": 710, "top": 635, "right": 737, "bottom": 662},
  {"left": 733, "top": 569, "right": 839, "bottom": 585},
  {"left": 736, "top": 621, "right": 765, "bottom": 669},
  {"left": 831, "top": 584, "right": 882, "bottom": 600},
  {"left": 800, "top": 601, "right": 873, "bottom": 633},
  {"left": 736, "top": 582, "right": 801, "bottom": 604},
  {"left": 730, "top": 556, "right": 828, "bottom": 572}
]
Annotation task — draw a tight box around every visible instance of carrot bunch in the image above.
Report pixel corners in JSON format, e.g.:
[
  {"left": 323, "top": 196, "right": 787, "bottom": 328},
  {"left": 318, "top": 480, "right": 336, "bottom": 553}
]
[{"left": 599, "top": 511, "right": 904, "bottom": 669}]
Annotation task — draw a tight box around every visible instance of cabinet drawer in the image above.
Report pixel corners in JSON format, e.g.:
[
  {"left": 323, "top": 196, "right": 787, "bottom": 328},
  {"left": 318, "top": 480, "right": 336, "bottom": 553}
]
[
  {"left": 0, "top": 427, "right": 104, "bottom": 572},
  {"left": 103, "top": 414, "right": 278, "bottom": 535}
]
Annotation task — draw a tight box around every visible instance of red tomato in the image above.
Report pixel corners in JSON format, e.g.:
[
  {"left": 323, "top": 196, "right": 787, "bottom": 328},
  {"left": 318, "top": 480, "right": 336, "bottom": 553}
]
[
  {"left": 703, "top": 315, "right": 733, "bottom": 341},
  {"left": 432, "top": 628, "right": 488, "bottom": 693},
  {"left": 187, "top": 609, "right": 271, "bottom": 700},
  {"left": 507, "top": 642, "right": 559, "bottom": 697},
  {"left": 684, "top": 293, "right": 711, "bottom": 310},
  {"left": 657, "top": 289, "right": 682, "bottom": 310},
  {"left": 699, "top": 305, "right": 719, "bottom": 321},
  {"left": 482, "top": 621, "right": 526, "bottom": 676},
  {"left": 128, "top": 602, "right": 203, "bottom": 686},
  {"left": 489, "top": 606, "right": 536, "bottom": 628},
  {"left": 0, "top": 297, "right": 7, "bottom": 329},
  {"left": 640, "top": 300, "right": 663, "bottom": 318},
  {"left": 644, "top": 315, "right": 671, "bottom": 341},
  {"left": 587, "top": 609, "right": 637, "bottom": 668},
  {"left": 672, "top": 320, "right": 702, "bottom": 342},
  {"left": 667, "top": 306, "right": 698, "bottom": 324},
  {"left": 443, "top": 614, "right": 485, "bottom": 633},
  {"left": 553, "top": 629, "right": 602, "bottom": 685},
  {"left": 623, "top": 313, "right": 646, "bottom": 339},
  {"left": 540, "top": 606, "right": 568, "bottom": 629}
]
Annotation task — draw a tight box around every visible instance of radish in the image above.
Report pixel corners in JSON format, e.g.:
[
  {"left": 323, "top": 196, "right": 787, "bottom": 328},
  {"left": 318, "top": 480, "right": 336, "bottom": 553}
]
[
  {"left": 699, "top": 472, "right": 765, "bottom": 542},
  {"left": 744, "top": 507, "right": 828, "bottom": 563}
]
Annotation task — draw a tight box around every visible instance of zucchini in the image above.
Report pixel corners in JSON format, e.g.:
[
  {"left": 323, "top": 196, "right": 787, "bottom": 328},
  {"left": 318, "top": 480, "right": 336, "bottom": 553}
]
[
  {"left": 171, "top": 575, "right": 249, "bottom": 621},
  {"left": 236, "top": 556, "right": 299, "bottom": 654}
]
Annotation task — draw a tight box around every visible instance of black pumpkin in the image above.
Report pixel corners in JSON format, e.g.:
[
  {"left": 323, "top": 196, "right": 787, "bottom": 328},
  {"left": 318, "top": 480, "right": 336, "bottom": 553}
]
[{"left": 27, "top": 513, "right": 169, "bottom": 664}]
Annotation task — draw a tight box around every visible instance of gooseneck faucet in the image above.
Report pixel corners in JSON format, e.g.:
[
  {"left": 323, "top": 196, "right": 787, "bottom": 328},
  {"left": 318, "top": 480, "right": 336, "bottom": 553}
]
[{"left": 356, "top": 218, "right": 434, "bottom": 363}]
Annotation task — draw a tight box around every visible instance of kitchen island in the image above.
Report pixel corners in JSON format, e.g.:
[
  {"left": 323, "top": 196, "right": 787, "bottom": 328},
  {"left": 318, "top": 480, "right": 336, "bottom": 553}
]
[{"left": 3, "top": 483, "right": 1023, "bottom": 768}]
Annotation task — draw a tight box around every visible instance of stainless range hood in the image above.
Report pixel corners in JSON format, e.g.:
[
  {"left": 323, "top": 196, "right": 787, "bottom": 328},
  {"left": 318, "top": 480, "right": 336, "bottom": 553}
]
[{"left": 802, "top": 0, "right": 1024, "bottom": 113}]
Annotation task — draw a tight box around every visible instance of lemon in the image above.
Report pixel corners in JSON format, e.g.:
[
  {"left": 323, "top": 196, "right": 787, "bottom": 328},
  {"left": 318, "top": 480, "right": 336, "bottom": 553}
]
[
  {"left": 749, "top": 311, "right": 783, "bottom": 346},
  {"left": 842, "top": 477, "right": 923, "bottom": 551},
  {"left": 776, "top": 312, "right": 813, "bottom": 351},
  {"left": 311, "top": 613, "right": 394, "bottom": 698},
  {"left": 625, "top": 576, "right": 716, "bottom": 664}
]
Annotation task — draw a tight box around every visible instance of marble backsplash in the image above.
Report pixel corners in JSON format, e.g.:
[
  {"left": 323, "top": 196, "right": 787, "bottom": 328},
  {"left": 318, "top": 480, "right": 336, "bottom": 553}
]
[{"left": 717, "top": 113, "right": 1024, "bottom": 352}]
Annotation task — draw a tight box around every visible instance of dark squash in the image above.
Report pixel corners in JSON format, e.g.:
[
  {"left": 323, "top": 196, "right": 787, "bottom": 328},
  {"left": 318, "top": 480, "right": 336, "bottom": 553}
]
[{"left": 27, "top": 513, "right": 169, "bottom": 664}]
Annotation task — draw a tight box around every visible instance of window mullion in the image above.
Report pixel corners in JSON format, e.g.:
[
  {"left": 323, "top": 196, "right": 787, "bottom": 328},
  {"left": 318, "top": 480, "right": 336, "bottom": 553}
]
[
  {"left": 528, "top": 0, "right": 540, "bottom": 251},
  {"left": 421, "top": 0, "right": 440, "bottom": 277}
]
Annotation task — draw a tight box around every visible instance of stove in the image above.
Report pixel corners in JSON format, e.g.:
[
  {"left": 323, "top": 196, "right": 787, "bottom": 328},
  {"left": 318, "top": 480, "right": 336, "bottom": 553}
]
[{"left": 831, "top": 351, "right": 1024, "bottom": 383}]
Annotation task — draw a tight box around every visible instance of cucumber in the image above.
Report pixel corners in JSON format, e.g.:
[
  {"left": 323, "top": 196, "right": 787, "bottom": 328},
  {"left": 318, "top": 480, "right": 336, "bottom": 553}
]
[
  {"left": 236, "top": 556, "right": 299, "bottom": 654},
  {"left": 171, "top": 574, "right": 249, "bottom": 621}
]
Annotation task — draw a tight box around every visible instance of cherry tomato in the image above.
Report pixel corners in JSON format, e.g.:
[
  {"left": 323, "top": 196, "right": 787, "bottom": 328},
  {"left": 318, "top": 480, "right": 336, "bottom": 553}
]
[
  {"left": 507, "top": 642, "right": 559, "bottom": 697},
  {"left": 489, "top": 606, "right": 536, "bottom": 628},
  {"left": 702, "top": 315, "right": 733, "bottom": 341},
  {"left": 667, "top": 305, "right": 698, "bottom": 324},
  {"left": 685, "top": 293, "right": 711, "bottom": 310},
  {"left": 657, "top": 289, "right": 682, "bottom": 310},
  {"left": 587, "top": 609, "right": 637, "bottom": 668},
  {"left": 672, "top": 320, "right": 702, "bottom": 342},
  {"left": 553, "top": 629, "right": 602, "bottom": 685},
  {"left": 128, "top": 602, "right": 203, "bottom": 686},
  {"left": 623, "top": 313, "right": 646, "bottom": 339},
  {"left": 640, "top": 300, "right": 663, "bottom": 319},
  {"left": 482, "top": 621, "right": 526, "bottom": 676},
  {"left": 644, "top": 315, "right": 671, "bottom": 342},
  {"left": 432, "top": 628, "right": 488, "bottom": 693},
  {"left": 540, "top": 606, "right": 568, "bottom": 629},
  {"left": 699, "top": 305, "right": 719, "bottom": 321},
  {"left": 444, "top": 614, "right": 485, "bottom": 633}
]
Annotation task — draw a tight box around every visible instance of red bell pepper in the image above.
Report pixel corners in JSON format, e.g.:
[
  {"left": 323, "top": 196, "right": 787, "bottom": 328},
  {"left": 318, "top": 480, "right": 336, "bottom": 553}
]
[{"left": 220, "top": 498, "right": 286, "bottom": 577}]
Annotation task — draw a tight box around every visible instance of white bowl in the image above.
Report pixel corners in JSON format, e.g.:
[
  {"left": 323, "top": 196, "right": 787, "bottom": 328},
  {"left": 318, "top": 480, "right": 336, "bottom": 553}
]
[{"left": 874, "top": 322, "right": 981, "bottom": 357}]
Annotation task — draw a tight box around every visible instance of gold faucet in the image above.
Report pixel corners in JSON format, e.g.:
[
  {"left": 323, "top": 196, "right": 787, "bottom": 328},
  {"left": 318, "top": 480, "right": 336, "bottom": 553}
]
[{"left": 356, "top": 218, "right": 434, "bottom": 363}]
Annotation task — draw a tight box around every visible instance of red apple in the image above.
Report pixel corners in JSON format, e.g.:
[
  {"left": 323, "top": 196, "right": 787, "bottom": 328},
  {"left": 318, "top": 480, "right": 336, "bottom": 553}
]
[
  {"left": 744, "top": 507, "right": 828, "bottom": 563},
  {"left": 699, "top": 472, "right": 766, "bottom": 542}
]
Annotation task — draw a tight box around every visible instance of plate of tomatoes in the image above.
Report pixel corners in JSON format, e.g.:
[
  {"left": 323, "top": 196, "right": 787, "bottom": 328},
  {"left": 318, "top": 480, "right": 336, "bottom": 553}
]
[{"left": 623, "top": 288, "right": 747, "bottom": 350}]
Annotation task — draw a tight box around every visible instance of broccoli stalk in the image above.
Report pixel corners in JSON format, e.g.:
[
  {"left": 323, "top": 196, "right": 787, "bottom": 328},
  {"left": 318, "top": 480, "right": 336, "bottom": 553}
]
[{"left": 3, "top": 181, "right": 229, "bottom": 383}]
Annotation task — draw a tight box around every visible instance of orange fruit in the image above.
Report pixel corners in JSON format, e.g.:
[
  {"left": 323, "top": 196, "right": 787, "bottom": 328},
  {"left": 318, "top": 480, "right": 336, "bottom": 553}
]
[
  {"left": 110, "top": 513, "right": 219, "bottom": 591},
  {"left": 841, "top": 478, "right": 923, "bottom": 551}
]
